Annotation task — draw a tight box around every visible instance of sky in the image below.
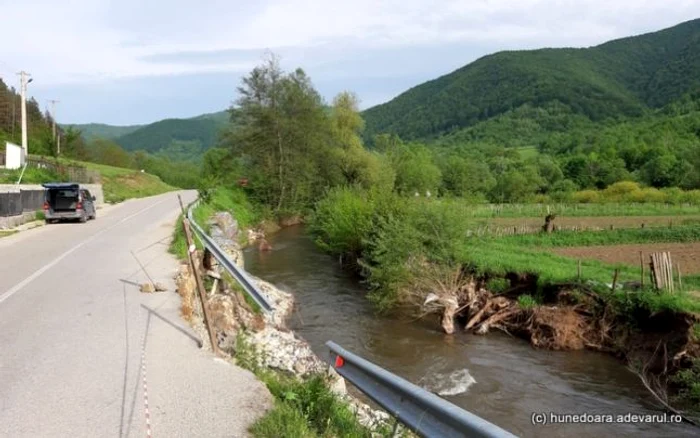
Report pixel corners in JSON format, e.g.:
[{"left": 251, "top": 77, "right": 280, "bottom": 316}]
[{"left": 1, "top": 0, "right": 699, "bottom": 126}]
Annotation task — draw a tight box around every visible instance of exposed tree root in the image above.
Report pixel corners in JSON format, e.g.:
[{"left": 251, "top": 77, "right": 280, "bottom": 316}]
[
  {"left": 629, "top": 341, "right": 698, "bottom": 425},
  {"left": 405, "top": 261, "right": 700, "bottom": 417}
]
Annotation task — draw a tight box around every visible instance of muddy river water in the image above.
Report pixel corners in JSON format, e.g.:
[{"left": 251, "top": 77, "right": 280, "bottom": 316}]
[{"left": 243, "top": 225, "right": 697, "bottom": 437}]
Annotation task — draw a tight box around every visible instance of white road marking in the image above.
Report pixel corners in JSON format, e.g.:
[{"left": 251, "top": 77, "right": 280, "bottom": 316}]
[{"left": 0, "top": 198, "right": 170, "bottom": 305}]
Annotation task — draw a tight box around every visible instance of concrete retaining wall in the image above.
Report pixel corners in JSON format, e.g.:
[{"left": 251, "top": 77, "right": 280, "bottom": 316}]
[
  {"left": 0, "top": 211, "right": 37, "bottom": 230},
  {"left": 0, "top": 184, "right": 104, "bottom": 205},
  {"left": 0, "top": 184, "right": 104, "bottom": 228}
]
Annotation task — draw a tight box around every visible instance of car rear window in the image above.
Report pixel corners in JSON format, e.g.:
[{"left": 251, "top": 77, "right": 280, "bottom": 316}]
[{"left": 56, "top": 190, "right": 78, "bottom": 198}]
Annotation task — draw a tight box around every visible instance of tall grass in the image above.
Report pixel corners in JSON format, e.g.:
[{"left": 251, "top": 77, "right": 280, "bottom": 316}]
[
  {"left": 234, "top": 333, "right": 383, "bottom": 438},
  {"left": 0, "top": 166, "right": 64, "bottom": 184},
  {"left": 492, "top": 225, "right": 700, "bottom": 247},
  {"left": 169, "top": 187, "right": 261, "bottom": 259},
  {"left": 459, "top": 202, "right": 700, "bottom": 218}
]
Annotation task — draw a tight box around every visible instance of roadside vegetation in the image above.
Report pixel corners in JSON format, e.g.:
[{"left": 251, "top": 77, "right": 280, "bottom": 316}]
[
  {"left": 234, "top": 334, "right": 390, "bottom": 438},
  {"left": 0, "top": 155, "right": 175, "bottom": 203},
  {"left": 169, "top": 187, "right": 261, "bottom": 260}
]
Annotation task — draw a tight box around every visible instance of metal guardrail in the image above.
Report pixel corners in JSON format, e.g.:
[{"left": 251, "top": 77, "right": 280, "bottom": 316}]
[
  {"left": 327, "top": 341, "right": 518, "bottom": 438},
  {"left": 186, "top": 199, "right": 514, "bottom": 436},
  {"left": 186, "top": 201, "right": 273, "bottom": 313}
]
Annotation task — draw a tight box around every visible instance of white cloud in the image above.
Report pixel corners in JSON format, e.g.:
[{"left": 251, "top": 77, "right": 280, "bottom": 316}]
[
  {"left": 2, "top": 0, "right": 699, "bottom": 86},
  {"left": 1, "top": 0, "right": 698, "bottom": 123}
]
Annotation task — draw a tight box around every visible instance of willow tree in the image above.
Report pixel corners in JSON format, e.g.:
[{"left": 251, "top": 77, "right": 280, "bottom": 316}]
[
  {"left": 329, "top": 92, "right": 394, "bottom": 191},
  {"left": 232, "top": 55, "right": 329, "bottom": 213}
]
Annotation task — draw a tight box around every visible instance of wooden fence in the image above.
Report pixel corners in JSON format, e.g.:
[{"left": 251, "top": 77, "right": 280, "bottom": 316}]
[{"left": 466, "top": 224, "right": 615, "bottom": 237}]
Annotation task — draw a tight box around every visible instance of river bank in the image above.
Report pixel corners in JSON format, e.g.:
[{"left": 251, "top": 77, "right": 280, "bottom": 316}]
[
  {"left": 244, "top": 225, "right": 700, "bottom": 437},
  {"left": 309, "top": 187, "right": 700, "bottom": 421},
  {"left": 172, "top": 187, "right": 693, "bottom": 436},
  {"left": 172, "top": 209, "right": 396, "bottom": 437}
]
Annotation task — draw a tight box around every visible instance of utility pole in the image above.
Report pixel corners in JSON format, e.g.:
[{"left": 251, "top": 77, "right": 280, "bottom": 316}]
[
  {"left": 48, "top": 99, "right": 59, "bottom": 142},
  {"left": 18, "top": 71, "right": 32, "bottom": 156}
]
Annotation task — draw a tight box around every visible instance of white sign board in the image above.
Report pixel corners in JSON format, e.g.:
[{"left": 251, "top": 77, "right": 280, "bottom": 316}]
[{"left": 4, "top": 142, "right": 25, "bottom": 170}]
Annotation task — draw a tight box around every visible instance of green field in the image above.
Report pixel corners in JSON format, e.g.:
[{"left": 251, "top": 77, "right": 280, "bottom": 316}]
[{"left": 461, "top": 202, "right": 700, "bottom": 218}]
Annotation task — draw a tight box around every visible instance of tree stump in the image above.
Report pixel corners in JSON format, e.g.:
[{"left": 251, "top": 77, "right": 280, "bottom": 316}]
[{"left": 542, "top": 214, "right": 556, "bottom": 234}]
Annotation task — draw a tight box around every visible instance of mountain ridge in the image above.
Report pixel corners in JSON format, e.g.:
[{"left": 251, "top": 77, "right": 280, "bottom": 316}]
[{"left": 361, "top": 18, "right": 700, "bottom": 141}]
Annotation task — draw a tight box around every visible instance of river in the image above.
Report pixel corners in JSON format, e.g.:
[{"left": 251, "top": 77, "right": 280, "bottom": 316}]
[{"left": 243, "top": 225, "right": 697, "bottom": 437}]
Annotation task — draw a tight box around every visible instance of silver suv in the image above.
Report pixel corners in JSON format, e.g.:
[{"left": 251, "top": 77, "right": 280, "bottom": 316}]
[{"left": 42, "top": 183, "right": 97, "bottom": 223}]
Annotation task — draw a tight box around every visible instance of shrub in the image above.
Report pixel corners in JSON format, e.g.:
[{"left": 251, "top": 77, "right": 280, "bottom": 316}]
[
  {"left": 486, "top": 277, "right": 509, "bottom": 293},
  {"left": 309, "top": 186, "right": 376, "bottom": 258},
  {"left": 602, "top": 181, "right": 642, "bottom": 198},
  {"left": 571, "top": 190, "right": 600, "bottom": 203},
  {"left": 532, "top": 194, "right": 551, "bottom": 204},
  {"left": 681, "top": 190, "right": 700, "bottom": 205},
  {"left": 671, "top": 358, "right": 700, "bottom": 411},
  {"left": 518, "top": 294, "right": 537, "bottom": 309},
  {"left": 628, "top": 187, "right": 667, "bottom": 203}
]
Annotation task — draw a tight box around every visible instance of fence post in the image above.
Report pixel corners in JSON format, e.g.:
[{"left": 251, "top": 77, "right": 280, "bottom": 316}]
[
  {"left": 178, "top": 195, "right": 220, "bottom": 355},
  {"left": 577, "top": 260, "right": 582, "bottom": 281}
]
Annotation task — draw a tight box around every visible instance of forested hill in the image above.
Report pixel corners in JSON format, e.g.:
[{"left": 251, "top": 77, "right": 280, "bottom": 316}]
[
  {"left": 64, "top": 123, "right": 143, "bottom": 141},
  {"left": 362, "top": 18, "right": 700, "bottom": 141},
  {"left": 116, "top": 116, "right": 222, "bottom": 152},
  {"left": 64, "top": 110, "right": 230, "bottom": 162}
]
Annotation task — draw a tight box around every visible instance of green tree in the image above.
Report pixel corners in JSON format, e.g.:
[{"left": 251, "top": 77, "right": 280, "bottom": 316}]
[
  {"left": 392, "top": 144, "right": 442, "bottom": 195},
  {"left": 232, "top": 55, "right": 330, "bottom": 213},
  {"left": 328, "top": 92, "right": 391, "bottom": 191},
  {"left": 440, "top": 155, "right": 495, "bottom": 197},
  {"left": 88, "top": 138, "right": 133, "bottom": 168}
]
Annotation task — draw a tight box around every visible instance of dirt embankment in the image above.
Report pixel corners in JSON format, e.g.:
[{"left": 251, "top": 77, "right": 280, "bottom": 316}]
[
  {"left": 175, "top": 211, "right": 392, "bottom": 430},
  {"left": 423, "top": 271, "right": 700, "bottom": 418},
  {"left": 554, "top": 242, "right": 700, "bottom": 274}
]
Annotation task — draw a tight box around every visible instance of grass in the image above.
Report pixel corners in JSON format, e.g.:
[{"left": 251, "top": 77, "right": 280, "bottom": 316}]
[
  {"left": 27, "top": 155, "right": 175, "bottom": 203},
  {"left": 492, "top": 225, "right": 700, "bottom": 248},
  {"left": 196, "top": 187, "right": 260, "bottom": 231},
  {"left": 0, "top": 166, "right": 63, "bottom": 184},
  {"left": 250, "top": 402, "right": 315, "bottom": 438},
  {"left": 100, "top": 171, "right": 174, "bottom": 203},
  {"left": 459, "top": 239, "right": 640, "bottom": 284},
  {"left": 517, "top": 294, "right": 538, "bottom": 309},
  {"left": 169, "top": 187, "right": 260, "bottom": 260},
  {"left": 458, "top": 202, "right": 700, "bottom": 218},
  {"left": 459, "top": 235, "right": 700, "bottom": 314},
  {"left": 233, "top": 333, "right": 387, "bottom": 438}
]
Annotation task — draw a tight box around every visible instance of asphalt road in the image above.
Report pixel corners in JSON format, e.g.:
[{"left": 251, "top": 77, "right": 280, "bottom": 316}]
[{"left": 0, "top": 191, "right": 271, "bottom": 437}]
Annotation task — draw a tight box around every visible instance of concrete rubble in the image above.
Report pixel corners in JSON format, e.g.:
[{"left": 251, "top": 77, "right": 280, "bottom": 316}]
[{"left": 175, "top": 211, "right": 392, "bottom": 431}]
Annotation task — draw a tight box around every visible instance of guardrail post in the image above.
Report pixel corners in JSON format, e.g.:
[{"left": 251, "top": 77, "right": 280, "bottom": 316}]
[{"left": 179, "top": 195, "right": 221, "bottom": 355}]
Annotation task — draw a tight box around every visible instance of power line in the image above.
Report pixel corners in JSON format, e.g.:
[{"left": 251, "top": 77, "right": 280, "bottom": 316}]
[{"left": 0, "top": 61, "right": 19, "bottom": 81}]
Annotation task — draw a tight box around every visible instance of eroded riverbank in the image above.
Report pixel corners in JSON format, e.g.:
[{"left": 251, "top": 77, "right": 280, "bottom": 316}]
[{"left": 243, "top": 225, "right": 698, "bottom": 438}]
